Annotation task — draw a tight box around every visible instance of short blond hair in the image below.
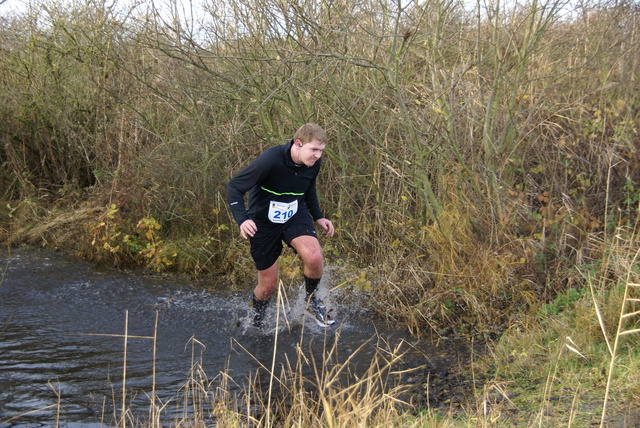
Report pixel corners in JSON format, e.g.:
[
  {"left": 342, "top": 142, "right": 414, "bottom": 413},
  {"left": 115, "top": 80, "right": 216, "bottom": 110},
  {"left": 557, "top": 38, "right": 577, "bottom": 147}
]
[{"left": 294, "top": 123, "right": 327, "bottom": 145}]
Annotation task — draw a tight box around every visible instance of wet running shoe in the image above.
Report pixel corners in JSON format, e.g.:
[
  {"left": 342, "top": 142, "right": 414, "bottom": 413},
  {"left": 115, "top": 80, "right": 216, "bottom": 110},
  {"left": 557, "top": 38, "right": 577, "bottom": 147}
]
[
  {"left": 306, "top": 294, "right": 335, "bottom": 327},
  {"left": 253, "top": 313, "right": 264, "bottom": 328},
  {"left": 252, "top": 296, "right": 269, "bottom": 328}
]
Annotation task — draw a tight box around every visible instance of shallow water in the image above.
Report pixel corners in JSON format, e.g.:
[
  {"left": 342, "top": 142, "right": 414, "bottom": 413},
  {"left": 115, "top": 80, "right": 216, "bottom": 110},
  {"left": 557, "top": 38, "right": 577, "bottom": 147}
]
[{"left": 0, "top": 247, "right": 460, "bottom": 426}]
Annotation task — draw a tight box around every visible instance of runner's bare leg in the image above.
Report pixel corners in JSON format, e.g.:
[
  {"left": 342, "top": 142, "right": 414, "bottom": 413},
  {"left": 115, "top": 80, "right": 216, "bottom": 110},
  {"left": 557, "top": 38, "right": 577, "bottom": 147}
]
[
  {"left": 290, "top": 235, "right": 323, "bottom": 279},
  {"left": 254, "top": 261, "right": 278, "bottom": 301}
]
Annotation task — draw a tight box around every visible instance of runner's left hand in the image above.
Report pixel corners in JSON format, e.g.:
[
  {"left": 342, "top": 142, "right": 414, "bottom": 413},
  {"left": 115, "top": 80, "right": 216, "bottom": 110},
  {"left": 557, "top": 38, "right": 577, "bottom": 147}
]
[{"left": 315, "top": 218, "right": 334, "bottom": 237}]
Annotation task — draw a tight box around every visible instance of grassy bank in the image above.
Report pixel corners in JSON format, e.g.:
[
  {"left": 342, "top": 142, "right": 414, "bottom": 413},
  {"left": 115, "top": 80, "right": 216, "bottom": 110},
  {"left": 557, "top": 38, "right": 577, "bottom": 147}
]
[{"left": 1, "top": 0, "right": 639, "bottom": 425}]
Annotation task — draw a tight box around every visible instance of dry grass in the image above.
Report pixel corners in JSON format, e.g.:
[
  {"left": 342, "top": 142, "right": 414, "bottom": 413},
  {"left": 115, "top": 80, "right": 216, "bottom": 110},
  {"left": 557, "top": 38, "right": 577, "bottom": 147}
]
[{"left": 8, "top": 204, "right": 102, "bottom": 247}]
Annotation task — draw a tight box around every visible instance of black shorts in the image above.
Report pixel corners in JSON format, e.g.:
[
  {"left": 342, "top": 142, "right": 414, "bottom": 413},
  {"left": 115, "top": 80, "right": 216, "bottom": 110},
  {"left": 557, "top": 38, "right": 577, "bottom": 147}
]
[{"left": 249, "top": 213, "right": 317, "bottom": 271}]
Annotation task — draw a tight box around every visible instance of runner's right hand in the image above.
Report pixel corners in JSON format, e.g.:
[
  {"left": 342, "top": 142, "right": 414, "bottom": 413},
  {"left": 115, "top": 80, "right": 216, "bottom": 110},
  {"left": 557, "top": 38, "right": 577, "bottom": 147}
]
[{"left": 240, "top": 219, "right": 257, "bottom": 239}]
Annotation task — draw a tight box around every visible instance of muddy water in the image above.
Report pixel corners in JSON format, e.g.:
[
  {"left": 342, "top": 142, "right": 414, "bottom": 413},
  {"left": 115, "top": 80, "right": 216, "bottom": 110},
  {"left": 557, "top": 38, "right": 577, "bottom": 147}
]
[{"left": 0, "top": 248, "right": 470, "bottom": 426}]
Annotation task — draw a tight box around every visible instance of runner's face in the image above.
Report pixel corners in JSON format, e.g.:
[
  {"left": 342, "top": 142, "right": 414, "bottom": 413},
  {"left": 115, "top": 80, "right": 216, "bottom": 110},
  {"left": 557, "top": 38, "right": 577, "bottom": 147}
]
[{"left": 295, "top": 138, "right": 325, "bottom": 166}]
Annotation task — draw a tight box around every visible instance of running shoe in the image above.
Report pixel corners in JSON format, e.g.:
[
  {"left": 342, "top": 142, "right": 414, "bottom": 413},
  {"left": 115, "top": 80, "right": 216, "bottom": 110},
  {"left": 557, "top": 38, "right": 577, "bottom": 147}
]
[{"left": 306, "top": 294, "right": 335, "bottom": 327}]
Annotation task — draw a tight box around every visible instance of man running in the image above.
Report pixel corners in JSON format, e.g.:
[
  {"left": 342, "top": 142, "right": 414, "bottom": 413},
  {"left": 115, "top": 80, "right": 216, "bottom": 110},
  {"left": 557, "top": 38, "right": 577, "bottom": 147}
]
[{"left": 226, "top": 123, "right": 335, "bottom": 327}]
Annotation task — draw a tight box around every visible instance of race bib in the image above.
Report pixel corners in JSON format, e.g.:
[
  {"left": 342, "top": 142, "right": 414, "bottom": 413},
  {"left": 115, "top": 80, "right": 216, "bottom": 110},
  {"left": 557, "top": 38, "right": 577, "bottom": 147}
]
[{"left": 268, "top": 200, "right": 298, "bottom": 224}]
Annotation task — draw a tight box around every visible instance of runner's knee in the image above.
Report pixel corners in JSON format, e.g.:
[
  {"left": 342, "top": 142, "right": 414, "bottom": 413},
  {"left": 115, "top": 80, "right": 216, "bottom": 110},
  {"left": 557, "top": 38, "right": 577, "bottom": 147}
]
[{"left": 302, "top": 250, "right": 324, "bottom": 274}]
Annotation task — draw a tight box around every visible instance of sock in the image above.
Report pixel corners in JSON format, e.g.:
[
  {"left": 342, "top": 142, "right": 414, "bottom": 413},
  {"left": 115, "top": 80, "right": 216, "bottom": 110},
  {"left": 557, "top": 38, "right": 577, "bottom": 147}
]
[
  {"left": 304, "top": 275, "right": 321, "bottom": 297},
  {"left": 252, "top": 294, "right": 269, "bottom": 311}
]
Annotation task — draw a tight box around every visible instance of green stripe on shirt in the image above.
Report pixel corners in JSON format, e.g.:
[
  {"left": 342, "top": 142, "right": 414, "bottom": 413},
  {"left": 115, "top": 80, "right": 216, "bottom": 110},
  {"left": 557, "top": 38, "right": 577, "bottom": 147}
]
[{"left": 261, "top": 186, "right": 305, "bottom": 196}]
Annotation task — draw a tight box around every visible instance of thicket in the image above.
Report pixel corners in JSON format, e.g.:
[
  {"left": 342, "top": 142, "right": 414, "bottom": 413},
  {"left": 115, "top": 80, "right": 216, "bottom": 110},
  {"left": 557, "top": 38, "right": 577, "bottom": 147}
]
[{"left": 1, "top": 0, "right": 639, "bottom": 335}]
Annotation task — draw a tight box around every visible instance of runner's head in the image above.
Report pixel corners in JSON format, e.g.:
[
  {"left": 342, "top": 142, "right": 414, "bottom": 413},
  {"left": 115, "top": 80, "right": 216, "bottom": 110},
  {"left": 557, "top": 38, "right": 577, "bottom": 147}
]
[
  {"left": 294, "top": 123, "right": 327, "bottom": 145},
  {"left": 292, "top": 123, "right": 327, "bottom": 167}
]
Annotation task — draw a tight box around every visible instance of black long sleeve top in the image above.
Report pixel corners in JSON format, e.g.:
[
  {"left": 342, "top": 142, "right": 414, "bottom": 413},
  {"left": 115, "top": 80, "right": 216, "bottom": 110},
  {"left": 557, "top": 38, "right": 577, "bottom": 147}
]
[{"left": 226, "top": 140, "right": 324, "bottom": 226}]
